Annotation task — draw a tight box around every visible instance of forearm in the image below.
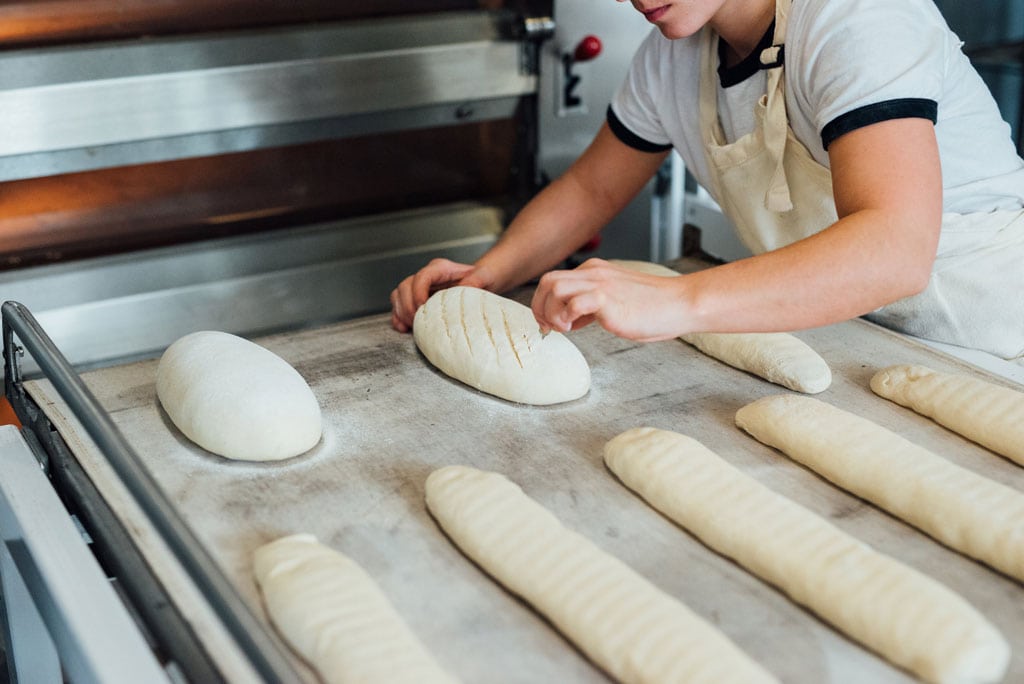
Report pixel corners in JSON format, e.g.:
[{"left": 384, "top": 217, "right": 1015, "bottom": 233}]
[
  {"left": 474, "top": 123, "right": 668, "bottom": 294},
  {"left": 475, "top": 175, "right": 617, "bottom": 293},
  {"left": 678, "top": 209, "right": 938, "bottom": 333},
  {"left": 679, "top": 119, "right": 943, "bottom": 334}
]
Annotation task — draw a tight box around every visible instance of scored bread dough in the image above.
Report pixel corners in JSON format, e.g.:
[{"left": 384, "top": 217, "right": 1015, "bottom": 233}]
[
  {"left": 604, "top": 427, "right": 1010, "bottom": 684},
  {"left": 425, "top": 465, "right": 778, "bottom": 684},
  {"left": 253, "top": 534, "right": 459, "bottom": 684},
  {"left": 611, "top": 260, "right": 831, "bottom": 393},
  {"left": 735, "top": 394, "right": 1024, "bottom": 582},
  {"left": 871, "top": 364, "right": 1024, "bottom": 466},
  {"left": 413, "top": 286, "right": 590, "bottom": 405},
  {"left": 156, "top": 331, "right": 321, "bottom": 461}
]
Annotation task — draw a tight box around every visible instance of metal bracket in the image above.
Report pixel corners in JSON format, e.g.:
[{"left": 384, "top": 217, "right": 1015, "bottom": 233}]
[
  {"left": 0, "top": 300, "right": 300, "bottom": 683},
  {"left": 0, "top": 425, "right": 168, "bottom": 683}
]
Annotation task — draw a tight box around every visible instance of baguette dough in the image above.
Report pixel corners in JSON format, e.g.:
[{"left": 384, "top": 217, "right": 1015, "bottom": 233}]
[
  {"left": 413, "top": 286, "right": 590, "bottom": 405},
  {"left": 736, "top": 394, "right": 1024, "bottom": 582},
  {"left": 605, "top": 427, "right": 1010, "bottom": 684},
  {"left": 871, "top": 364, "right": 1024, "bottom": 466},
  {"left": 425, "top": 465, "right": 778, "bottom": 684},
  {"left": 253, "top": 534, "right": 459, "bottom": 684},
  {"left": 156, "top": 331, "right": 321, "bottom": 461},
  {"left": 611, "top": 260, "right": 831, "bottom": 393}
]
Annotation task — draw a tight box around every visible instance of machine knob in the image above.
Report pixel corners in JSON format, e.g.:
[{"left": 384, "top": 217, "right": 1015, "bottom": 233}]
[{"left": 573, "top": 35, "right": 603, "bottom": 62}]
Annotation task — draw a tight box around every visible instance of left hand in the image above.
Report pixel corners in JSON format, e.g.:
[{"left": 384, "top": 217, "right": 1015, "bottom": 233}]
[{"left": 530, "top": 258, "right": 689, "bottom": 342}]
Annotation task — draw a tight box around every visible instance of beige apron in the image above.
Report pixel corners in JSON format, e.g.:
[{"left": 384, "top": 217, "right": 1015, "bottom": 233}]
[{"left": 697, "top": 0, "right": 1024, "bottom": 360}]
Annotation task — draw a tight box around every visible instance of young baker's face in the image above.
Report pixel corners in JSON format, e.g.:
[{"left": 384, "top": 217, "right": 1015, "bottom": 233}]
[{"left": 616, "top": 0, "right": 725, "bottom": 39}]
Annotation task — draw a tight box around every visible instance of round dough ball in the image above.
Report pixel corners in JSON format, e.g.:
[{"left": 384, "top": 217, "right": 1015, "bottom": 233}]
[{"left": 156, "top": 331, "right": 322, "bottom": 461}]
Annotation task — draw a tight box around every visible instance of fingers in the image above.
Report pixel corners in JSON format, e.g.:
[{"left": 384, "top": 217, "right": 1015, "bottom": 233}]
[
  {"left": 531, "top": 259, "right": 686, "bottom": 341},
  {"left": 390, "top": 259, "right": 479, "bottom": 332},
  {"left": 390, "top": 294, "right": 412, "bottom": 332},
  {"left": 390, "top": 275, "right": 418, "bottom": 332},
  {"left": 532, "top": 264, "right": 612, "bottom": 333}
]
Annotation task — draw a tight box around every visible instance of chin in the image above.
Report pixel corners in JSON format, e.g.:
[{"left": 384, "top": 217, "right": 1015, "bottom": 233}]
[{"left": 656, "top": 23, "right": 700, "bottom": 40}]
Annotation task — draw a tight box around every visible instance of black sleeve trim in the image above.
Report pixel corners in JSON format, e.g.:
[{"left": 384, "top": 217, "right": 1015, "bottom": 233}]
[
  {"left": 606, "top": 106, "right": 673, "bottom": 153},
  {"left": 820, "top": 98, "right": 938, "bottom": 150}
]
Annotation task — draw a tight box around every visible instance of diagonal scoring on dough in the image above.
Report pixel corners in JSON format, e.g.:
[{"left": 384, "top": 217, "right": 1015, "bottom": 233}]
[
  {"left": 413, "top": 287, "right": 590, "bottom": 405},
  {"left": 425, "top": 465, "right": 779, "bottom": 684},
  {"left": 501, "top": 309, "right": 525, "bottom": 369},
  {"left": 871, "top": 364, "right": 1024, "bottom": 466},
  {"left": 609, "top": 260, "right": 831, "bottom": 393},
  {"left": 253, "top": 534, "right": 459, "bottom": 684},
  {"left": 604, "top": 427, "right": 1010, "bottom": 684},
  {"left": 735, "top": 394, "right": 1024, "bottom": 583}
]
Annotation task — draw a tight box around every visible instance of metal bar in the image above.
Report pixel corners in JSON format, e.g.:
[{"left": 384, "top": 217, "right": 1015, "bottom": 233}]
[
  {"left": 0, "top": 426, "right": 168, "bottom": 683},
  {"left": 0, "top": 301, "right": 300, "bottom": 684},
  {"left": 0, "top": 537, "right": 62, "bottom": 684},
  {"left": 44, "top": 427, "right": 226, "bottom": 683},
  {"left": 0, "top": 12, "right": 536, "bottom": 167},
  {"left": 2, "top": 203, "right": 502, "bottom": 375}
]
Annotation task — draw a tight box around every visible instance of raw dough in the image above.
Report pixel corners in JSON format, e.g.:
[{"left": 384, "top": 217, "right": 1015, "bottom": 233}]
[
  {"left": 425, "top": 465, "right": 778, "bottom": 684},
  {"left": 871, "top": 364, "right": 1024, "bottom": 466},
  {"left": 413, "top": 286, "right": 590, "bottom": 405},
  {"left": 611, "top": 260, "right": 831, "bottom": 393},
  {"left": 605, "top": 427, "right": 1009, "bottom": 684},
  {"left": 253, "top": 534, "right": 459, "bottom": 684},
  {"left": 156, "top": 331, "right": 321, "bottom": 461},
  {"left": 735, "top": 394, "right": 1024, "bottom": 582}
]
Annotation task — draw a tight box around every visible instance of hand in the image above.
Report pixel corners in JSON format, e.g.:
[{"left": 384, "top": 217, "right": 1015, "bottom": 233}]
[
  {"left": 531, "top": 258, "right": 689, "bottom": 342},
  {"left": 390, "top": 258, "right": 494, "bottom": 332}
]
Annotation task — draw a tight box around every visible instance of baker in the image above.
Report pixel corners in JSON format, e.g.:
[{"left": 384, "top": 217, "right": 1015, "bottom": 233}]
[{"left": 391, "top": 0, "right": 1024, "bottom": 363}]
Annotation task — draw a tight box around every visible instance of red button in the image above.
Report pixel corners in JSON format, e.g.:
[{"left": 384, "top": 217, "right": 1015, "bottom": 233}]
[{"left": 573, "top": 35, "right": 603, "bottom": 62}]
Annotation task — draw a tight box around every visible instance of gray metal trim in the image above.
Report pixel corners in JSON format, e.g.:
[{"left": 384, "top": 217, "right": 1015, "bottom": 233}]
[
  {"left": 0, "top": 11, "right": 536, "bottom": 176},
  {"left": 1, "top": 306, "right": 300, "bottom": 683},
  {"left": 0, "top": 425, "right": 170, "bottom": 683},
  {"left": 0, "top": 202, "right": 503, "bottom": 374},
  {"left": 0, "top": 96, "right": 522, "bottom": 182},
  {"left": 45, "top": 424, "right": 228, "bottom": 684}
]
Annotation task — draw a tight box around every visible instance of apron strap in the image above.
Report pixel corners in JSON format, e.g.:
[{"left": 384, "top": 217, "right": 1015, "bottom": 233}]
[
  {"left": 760, "top": 51, "right": 793, "bottom": 212},
  {"left": 760, "top": 5, "right": 794, "bottom": 213}
]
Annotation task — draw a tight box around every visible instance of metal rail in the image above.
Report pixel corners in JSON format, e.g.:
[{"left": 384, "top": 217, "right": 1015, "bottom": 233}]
[{"left": 1, "top": 300, "right": 300, "bottom": 683}]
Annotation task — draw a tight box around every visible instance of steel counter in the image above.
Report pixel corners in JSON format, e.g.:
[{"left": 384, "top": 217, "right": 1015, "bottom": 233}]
[{"left": 25, "top": 292, "right": 1024, "bottom": 683}]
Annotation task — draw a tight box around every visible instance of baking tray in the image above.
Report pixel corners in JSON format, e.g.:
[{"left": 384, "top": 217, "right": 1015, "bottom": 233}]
[{"left": 25, "top": 287, "right": 1024, "bottom": 683}]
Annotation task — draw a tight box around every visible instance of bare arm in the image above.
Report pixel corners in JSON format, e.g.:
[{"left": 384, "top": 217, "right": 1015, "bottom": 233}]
[
  {"left": 532, "top": 117, "right": 943, "bottom": 340},
  {"left": 472, "top": 123, "right": 669, "bottom": 292},
  {"left": 390, "top": 123, "right": 668, "bottom": 330}
]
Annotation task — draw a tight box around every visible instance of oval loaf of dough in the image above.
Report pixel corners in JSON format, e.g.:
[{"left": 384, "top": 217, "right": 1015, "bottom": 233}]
[
  {"left": 871, "top": 364, "right": 1024, "bottom": 466},
  {"left": 611, "top": 260, "right": 831, "bottom": 393},
  {"left": 425, "top": 465, "right": 778, "bottom": 684},
  {"left": 156, "top": 331, "right": 322, "bottom": 461},
  {"left": 253, "top": 534, "right": 459, "bottom": 684},
  {"left": 413, "top": 286, "right": 590, "bottom": 405},
  {"left": 605, "top": 427, "right": 1010, "bottom": 684}
]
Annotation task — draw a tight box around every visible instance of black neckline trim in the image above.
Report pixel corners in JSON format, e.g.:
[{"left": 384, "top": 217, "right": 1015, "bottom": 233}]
[
  {"left": 718, "top": 20, "right": 777, "bottom": 88},
  {"left": 606, "top": 107, "right": 674, "bottom": 153},
  {"left": 821, "top": 98, "right": 938, "bottom": 150}
]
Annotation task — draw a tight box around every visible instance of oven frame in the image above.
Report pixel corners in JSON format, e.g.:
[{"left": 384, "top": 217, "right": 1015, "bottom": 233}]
[{"left": 2, "top": 301, "right": 298, "bottom": 683}]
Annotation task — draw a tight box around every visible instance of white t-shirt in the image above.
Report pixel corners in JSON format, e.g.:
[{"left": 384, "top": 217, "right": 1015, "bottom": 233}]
[{"left": 610, "top": 0, "right": 1024, "bottom": 215}]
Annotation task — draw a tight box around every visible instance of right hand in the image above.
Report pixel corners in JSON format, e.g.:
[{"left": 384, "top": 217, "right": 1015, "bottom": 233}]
[{"left": 390, "top": 258, "right": 494, "bottom": 332}]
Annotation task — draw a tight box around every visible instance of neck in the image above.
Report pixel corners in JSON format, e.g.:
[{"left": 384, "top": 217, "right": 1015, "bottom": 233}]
[{"left": 712, "top": 0, "right": 776, "bottom": 66}]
